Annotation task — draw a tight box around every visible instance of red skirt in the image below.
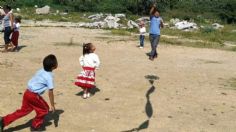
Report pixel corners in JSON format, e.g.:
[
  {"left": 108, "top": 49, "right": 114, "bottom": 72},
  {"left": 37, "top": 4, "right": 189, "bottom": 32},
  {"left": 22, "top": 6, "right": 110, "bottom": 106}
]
[
  {"left": 75, "top": 67, "right": 95, "bottom": 89},
  {"left": 11, "top": 31, "right": 19, "bottom": 47}
]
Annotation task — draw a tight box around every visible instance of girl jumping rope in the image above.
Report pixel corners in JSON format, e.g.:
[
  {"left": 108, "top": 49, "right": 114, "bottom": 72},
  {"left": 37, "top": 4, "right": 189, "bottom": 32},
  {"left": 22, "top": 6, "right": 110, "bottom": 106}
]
[{"left": 75, "top": 43, "right": 100, "bottom": 99}]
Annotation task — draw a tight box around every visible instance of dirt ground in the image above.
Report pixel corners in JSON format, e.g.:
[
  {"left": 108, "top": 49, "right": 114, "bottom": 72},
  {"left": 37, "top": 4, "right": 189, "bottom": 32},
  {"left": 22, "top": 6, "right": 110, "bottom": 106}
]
[{"left": 0, "top": 27, "right": 236, "bottom": 132}]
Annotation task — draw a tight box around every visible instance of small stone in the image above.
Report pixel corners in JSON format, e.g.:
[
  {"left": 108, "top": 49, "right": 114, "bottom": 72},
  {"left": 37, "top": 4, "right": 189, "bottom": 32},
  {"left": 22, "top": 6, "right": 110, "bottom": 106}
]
[
  {"left": 105, "top": 98, "right": 110, "bottom": 101},
  {"left": 221, "top": 92, "right": 227, "bottom": 95}
]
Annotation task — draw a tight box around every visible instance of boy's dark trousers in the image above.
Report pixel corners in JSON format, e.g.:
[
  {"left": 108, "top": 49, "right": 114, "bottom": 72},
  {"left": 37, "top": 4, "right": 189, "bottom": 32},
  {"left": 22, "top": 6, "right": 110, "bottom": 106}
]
[
  {"left": 149, "top": 34, "right": 160, "bottom": 58},
  {"left": 2, "top": 89, "right": 49, "bottom": 129}
]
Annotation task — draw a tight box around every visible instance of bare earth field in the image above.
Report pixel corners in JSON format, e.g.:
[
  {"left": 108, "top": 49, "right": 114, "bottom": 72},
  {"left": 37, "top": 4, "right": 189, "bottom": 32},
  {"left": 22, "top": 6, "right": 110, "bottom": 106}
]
[{"left": 0, "top": 27, "right": 236, "bottom": 132}]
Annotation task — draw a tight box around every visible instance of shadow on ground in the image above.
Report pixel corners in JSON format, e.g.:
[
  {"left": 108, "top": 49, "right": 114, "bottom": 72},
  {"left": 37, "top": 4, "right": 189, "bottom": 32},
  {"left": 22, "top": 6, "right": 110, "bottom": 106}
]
[
  {"left": 122, "top": 75, "right": 159, "bottom": 132},
  {"left": 16, "top": 45, "right": 27, "bottom": 52},
  {"left": 75, "top": 87, "right": 101, "bottom": 96},
  {"left": 4, "top": 109, "right": 64, "bottom": 132},
  {"left": 0, "top": 45, "right": 27, "bottom": 52}
]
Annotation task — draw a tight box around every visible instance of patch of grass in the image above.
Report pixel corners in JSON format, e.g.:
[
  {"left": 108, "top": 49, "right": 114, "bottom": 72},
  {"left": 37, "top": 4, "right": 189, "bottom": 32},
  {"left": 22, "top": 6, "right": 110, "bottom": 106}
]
[
  {"left": 203, "top": 60, "right": 221, "bottom": 64},
  {"left": 160, "top": 27, "right": 236, "bottom": 50},
  {"left": 54, "top": 37, "right": 82, "bottom": 47},
  {"left": 95, "top": 36, "right": 111, "bottom": 40},
  {"left": 220, "top": 25, "right": 236, "bottom": 42},
  {"left": 54, "top": 42, "right": 82, "bottom": 47},
  {"left": 107, "top": 39, "right": 127, "bottom": 44},
  {"left": 126, "top": 14, "right": 140, "bottom": 21},
  {"left": 162, "top": 28, "right": 223, "bottom": 44},
  {"left": 162, "top": 24, "right": 236, "bottom": 46},
  {"left": 229, "top": 46, "right": 236, "bottom": 51},
  {"left": 110, "top": 29, "right": 132, "bottom": 36},
  {"left": 161, "top": 37, "right": 183, "bottom": 45},
  {"left": 160, "top": 36, "right": 224, "bottom": 49},
  {"left": 227, "top": 78, "right": 236, "bottom": 90}
]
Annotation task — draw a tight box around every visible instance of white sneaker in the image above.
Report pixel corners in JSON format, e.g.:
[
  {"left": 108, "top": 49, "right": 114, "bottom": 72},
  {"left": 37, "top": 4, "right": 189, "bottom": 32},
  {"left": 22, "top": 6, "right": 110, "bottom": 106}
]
[
  {"left": 139, "top": 46, "right": 144, "bottom": 49},
  {"left": 83, "top": 94, "right": 87, "bottom": 99},
  {"left": 86, "top": 93, "right": 90, "bottom": 98}
]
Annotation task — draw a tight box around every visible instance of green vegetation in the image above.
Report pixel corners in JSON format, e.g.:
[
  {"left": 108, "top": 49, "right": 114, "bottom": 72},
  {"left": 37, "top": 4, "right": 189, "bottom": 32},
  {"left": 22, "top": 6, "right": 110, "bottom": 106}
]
[
  {"left": 226, "top": 78, "right": 236, "bottom": 90},
  {"left": 2, "top": 0, "right": 236, "bottom": 24},
  {"left": 109, "top": 28, "right": 138, "bottom": 36},
  {"left": 160, "top": 24, "right": 236, "bottom": 51}
]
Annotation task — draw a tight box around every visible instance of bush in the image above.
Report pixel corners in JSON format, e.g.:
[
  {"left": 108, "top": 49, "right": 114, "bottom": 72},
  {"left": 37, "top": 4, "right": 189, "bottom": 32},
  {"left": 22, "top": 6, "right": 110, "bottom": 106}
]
[{"left": 201, "top": 26, "right": 216, "bottom": 33}]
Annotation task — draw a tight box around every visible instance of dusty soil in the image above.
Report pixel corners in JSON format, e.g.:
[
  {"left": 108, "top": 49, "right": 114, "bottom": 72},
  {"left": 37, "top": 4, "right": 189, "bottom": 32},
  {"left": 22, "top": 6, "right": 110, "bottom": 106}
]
[{"left": 0, "top": 27, "right": 236, "bottom": 132}]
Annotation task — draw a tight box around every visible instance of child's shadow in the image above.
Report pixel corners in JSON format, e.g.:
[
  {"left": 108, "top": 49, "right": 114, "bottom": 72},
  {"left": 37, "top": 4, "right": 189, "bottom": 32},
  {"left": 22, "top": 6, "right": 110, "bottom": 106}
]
[
  {"left": 4, "top": 109, "right": 64, "bottom": 132},
  {"left": 75, "top": 87, "right": 101, "bottom": 96},
  {"left": 15, "top": 45, "right": 27, "bottom": 52}
]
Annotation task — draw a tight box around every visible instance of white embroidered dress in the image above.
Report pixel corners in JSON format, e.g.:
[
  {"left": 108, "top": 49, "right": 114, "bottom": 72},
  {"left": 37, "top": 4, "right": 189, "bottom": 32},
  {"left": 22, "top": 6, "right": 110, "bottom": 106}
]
[{"left": 75, "top": 53, "right": 100, "bottom": 88}]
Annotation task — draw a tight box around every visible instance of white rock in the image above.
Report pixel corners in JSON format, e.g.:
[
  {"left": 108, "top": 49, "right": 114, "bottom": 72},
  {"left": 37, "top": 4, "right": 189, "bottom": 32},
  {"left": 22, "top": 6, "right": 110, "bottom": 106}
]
[
  {"left": 79, "top": 21, "right": 106, "bottom": 28},
  {"left": 103, "top": 16, "right": 121, "bottom": 28},
  {"left": 104, "top": 16, "right": 120, "bottom": 22},
  {"left": 175, "top": 21, "right": 198, "bottom": 30},
  {"left": 60, "top": 12, "right": 68, "bottom": 15},
  {"left": 231, "top": 30, "right": 236, "bottom": 33},
  {"left": 127, "top": 20, "right": 139, "bottom": 29},
  {"left": 212, "top": 23, "right": 224, "bottom": 29},
  {"left": 115, "top": 14, "right": 126, "bottom": 18},
  {"left": 88, "top": 13, "right": 103, "bottom": 21},
  {"left": 170, "top": 18, "right": 180, "bottom": 25},
  {"left": 36, "top": 5, "right": 50, "bottom": 15},
  {"left": 105, "top": 20, "right": 119, "bottom": 29},
  {"left": 136, "top": 17, "right": 150, "bottom": 23}
]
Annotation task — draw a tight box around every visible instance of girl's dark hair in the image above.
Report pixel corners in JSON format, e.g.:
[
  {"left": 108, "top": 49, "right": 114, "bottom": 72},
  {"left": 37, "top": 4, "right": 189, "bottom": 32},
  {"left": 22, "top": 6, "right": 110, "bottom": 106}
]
[
  {"left": 43, "top": 54, "right": 58, "bottom": 72},
  {"left": 15, "top": 17, "right": 21, "bottom": 23},
  {"left": 3, "top": 5, "right": 11, "bottom": 11},
  {"left": 83, "top": 43, "right": 92, "bottom": 55}
]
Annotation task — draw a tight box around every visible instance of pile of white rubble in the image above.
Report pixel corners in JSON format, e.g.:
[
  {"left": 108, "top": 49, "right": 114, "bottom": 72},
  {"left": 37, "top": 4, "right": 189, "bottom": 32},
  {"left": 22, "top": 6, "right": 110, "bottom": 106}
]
[
  {"left": 169, "top": 18, "right": 224, "bottom": 31},
  {"left": 79, "top": 13, "right": 142, "bottom": 29}
]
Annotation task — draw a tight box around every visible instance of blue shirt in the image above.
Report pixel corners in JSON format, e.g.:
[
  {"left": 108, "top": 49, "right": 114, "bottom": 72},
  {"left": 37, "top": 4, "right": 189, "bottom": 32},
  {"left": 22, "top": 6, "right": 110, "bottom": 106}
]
[
  {"left": 149, "top": 16, "right": 162, "bottom": 35},
  {"left": 28, "top": 68, "right": 54, "bottom": 95}
]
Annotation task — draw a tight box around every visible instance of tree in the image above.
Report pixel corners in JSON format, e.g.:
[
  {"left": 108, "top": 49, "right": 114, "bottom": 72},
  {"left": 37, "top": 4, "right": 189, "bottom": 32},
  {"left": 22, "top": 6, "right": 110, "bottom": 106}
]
[{"left": 218, "top": 0, "right": 236, "bottom": 24}]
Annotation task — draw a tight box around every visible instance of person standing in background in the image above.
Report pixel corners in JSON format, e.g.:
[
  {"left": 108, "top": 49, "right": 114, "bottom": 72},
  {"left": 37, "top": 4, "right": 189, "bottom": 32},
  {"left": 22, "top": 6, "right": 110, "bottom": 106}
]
[
  {"left": 2, "top": 5, "right": 14, "bottom": 52},
  {"left": 149, "top": 4, "right": 164, "bottom": 61},
  {"left": 138, "top": 21, "right": 146, "bottom": 49}
]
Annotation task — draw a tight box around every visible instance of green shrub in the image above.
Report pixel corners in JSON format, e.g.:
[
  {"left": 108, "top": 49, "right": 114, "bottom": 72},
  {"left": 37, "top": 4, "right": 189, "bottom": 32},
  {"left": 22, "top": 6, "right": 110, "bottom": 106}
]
[{"left": 201, "top": 26, "right": 216, "bottom": 33}]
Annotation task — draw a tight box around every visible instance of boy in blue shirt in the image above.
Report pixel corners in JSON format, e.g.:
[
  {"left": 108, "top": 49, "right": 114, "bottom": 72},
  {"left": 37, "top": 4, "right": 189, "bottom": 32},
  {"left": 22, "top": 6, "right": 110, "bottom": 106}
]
[
  {"left": 149, "top": 3, "right": 164, "bottom": 61},
  {"left": 0, "top": 54, "right": 58, "bottom": 132}
]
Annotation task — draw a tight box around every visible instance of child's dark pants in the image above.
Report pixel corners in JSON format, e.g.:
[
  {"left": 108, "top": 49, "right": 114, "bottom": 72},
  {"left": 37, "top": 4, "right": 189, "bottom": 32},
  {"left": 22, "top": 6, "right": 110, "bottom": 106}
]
[{"left": 140, "top": 35, "right": 145, "bottom": 47}]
